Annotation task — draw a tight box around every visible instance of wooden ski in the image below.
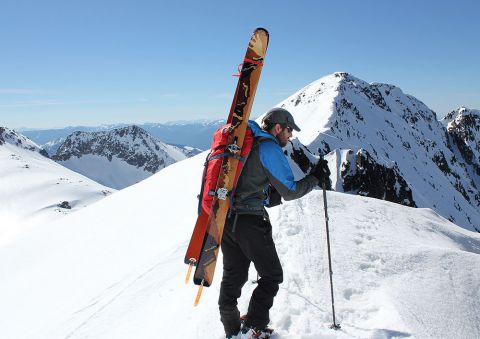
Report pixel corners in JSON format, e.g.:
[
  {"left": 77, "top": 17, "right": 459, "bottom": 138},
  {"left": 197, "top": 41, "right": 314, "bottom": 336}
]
[{"left": 184, "top": 28, "right": 269, "bottom": 304}]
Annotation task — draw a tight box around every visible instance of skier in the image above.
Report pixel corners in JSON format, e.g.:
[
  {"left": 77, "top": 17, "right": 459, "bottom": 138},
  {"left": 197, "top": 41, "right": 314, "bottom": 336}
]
[{"left": 219, "top": 107, "right": 330, "bottom": 338}]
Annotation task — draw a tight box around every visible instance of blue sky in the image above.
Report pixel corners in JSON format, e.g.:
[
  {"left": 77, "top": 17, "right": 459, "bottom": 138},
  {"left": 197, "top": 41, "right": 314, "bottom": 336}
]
[{"left": 1, "top": 0, "right": 479, "bottom": 129}]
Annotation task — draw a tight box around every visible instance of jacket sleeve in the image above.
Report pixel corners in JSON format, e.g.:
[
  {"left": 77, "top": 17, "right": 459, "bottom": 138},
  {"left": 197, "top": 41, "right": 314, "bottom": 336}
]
[{"left": 259, "top": 141, "right": 319, "bottom": 201}]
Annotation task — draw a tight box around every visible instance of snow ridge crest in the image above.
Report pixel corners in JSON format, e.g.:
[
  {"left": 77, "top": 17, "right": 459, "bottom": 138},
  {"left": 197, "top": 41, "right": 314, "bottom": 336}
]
[{"left": 0, "top": 126, "right": 48, "bottom": 156}]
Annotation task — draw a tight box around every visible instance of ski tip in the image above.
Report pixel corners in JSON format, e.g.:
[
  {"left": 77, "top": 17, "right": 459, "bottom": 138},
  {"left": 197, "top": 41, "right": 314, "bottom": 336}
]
[{"left": 254, "top": 27, "right": 269, "bottom": 36}]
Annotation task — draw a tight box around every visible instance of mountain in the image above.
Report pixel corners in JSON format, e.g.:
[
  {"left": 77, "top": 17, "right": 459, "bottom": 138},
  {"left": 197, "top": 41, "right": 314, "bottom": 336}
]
[
  {"left": 0, "top": 126, "right": 48, "bottom": 156},
  {"left": 52, "top": 125, "right": 188, "bottom": 189},
  {"left": 272, "top": 72, "right": 479, "bottom": 232},
  {"left": 21, "top": 119, "right": 225, "bottom": 152},
  {"left": 21, "top": 126, "right": 105, "bottom": 147},
  {"left": 0, "top": 127, "right": 114, "bottom": 247},
  {"left": 1, "top": 150, "right": 479, "bottom": 339},
  {"left": 141, "top": 119, "right": 225, "bottom": 150},
  {"left": 441, "top": 106, "right": 480, "bottom": 183},
  {"left": 40, "top": 137, "right": 66, "bottom": 156}
]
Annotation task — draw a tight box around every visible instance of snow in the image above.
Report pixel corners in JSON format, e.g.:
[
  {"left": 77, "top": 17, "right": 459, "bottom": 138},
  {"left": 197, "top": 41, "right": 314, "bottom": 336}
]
[
  {"left": 274, "top": 78, "right": 338, "bottom": 146},
  {"left": 59, "top": 154, "right": 153, "bottom": 190},
  {"left": 0, "top": 136, "right": 114, "bottom": 247},
  {"left": 1, "top": 152, "right": 479, "bottom": 339}
]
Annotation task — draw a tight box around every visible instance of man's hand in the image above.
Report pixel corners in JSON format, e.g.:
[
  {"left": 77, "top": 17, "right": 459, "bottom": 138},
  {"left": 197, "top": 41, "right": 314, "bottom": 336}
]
[
  {"left": 265, "top": 185, "right": 282, "bottom": 207},
  {"left": 310, "top": 158, "right": 330, "bottom": 183}
]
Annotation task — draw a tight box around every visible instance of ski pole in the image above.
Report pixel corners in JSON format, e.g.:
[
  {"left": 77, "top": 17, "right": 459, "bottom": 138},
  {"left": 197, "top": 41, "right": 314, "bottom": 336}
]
[{"left": 322, "top": 179, "right": 341, "bottom": 330}]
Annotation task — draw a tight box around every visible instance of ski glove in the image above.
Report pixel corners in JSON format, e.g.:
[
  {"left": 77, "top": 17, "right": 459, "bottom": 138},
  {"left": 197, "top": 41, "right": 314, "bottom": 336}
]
[
  {"left": 310, "top": 158, "right": 330, "bottom": 184},
  {"left": 265, "top": 185, "right": 282, "bottom": 207}
]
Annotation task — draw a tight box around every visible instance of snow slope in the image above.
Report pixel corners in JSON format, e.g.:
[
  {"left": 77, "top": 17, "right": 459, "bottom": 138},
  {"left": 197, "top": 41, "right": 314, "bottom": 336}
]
[
  {"left": 1, "top": 153, "right": 479, "bottom": 339},
  {"left": 53, "top": 125, "right": 188, "bottom": 189},
  {"left": 0, "top": 127, "right": 114, "bottom": 247}
]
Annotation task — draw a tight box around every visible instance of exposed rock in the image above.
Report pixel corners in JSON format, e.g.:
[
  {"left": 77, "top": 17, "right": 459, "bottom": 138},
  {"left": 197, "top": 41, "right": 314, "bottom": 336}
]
[{"left": 341, "top": 149, "right": 416, "bottom": 207}]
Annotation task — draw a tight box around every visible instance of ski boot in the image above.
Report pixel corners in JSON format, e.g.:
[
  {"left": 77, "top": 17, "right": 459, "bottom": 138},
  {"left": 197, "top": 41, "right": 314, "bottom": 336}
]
[
  {"left": 240, "top": 326, "right": 273, "bottom": 338},
  {"left": 240, "top": 315, "right": 273, "bottom": 338}
]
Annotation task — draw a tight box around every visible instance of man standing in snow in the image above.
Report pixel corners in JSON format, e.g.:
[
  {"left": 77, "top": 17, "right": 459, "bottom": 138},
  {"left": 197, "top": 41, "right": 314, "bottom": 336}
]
[{"left": 219, "top": 107, "right": 330, "bottom": 338}]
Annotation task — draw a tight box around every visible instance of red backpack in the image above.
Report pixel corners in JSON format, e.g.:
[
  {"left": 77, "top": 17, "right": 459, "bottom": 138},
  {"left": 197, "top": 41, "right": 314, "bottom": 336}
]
[{"left": 198, "top": 123, "right": 254, "bottom": 215}]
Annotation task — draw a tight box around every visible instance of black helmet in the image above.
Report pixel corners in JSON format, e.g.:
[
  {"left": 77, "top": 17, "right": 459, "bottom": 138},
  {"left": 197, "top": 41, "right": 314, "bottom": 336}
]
[{"left": 262, "top": 107, "right": 301, "bottom": 131}]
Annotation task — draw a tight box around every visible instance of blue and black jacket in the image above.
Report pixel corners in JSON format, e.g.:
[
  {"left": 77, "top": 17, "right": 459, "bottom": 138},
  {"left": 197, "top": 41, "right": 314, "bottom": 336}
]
[{"left": 233, "top": 121, "right": 319, "bottom": 215}]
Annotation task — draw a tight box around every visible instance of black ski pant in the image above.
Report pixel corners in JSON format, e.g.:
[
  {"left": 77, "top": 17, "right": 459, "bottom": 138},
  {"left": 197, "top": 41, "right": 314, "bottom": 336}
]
[{"left": 218, "top": 213, "right": 283, "bottom": 336}]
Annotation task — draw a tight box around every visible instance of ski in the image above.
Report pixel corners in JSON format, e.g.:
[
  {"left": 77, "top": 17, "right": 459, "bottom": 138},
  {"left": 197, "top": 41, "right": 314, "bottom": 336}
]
[{"left": 184, "top": 28, "right": 269, "bottom": 303}]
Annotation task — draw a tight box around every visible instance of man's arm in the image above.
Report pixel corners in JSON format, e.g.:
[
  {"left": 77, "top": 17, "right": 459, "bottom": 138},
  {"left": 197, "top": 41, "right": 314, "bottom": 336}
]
[{"left": 259, "top": 142, "right": 319, "bottom": 201}]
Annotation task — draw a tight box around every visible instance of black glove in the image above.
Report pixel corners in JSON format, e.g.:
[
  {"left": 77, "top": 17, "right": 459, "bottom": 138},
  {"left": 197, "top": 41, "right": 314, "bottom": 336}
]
[
  {"left": 310, "top": 158, "right": 330, "bottom": 183},
  {"left": 265, "top": 185, "right": 282, "bottom": 208}
]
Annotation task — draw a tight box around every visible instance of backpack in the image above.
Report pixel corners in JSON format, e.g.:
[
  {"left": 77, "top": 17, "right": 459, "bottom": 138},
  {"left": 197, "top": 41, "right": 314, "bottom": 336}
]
[{"left": 197, "top": 123, "right": 254, "bottom": 215}]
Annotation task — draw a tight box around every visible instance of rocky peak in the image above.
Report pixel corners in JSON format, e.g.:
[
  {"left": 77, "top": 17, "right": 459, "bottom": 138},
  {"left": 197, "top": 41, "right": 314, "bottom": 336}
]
[
  {"left": 53, "top": 125, "right": 187, "bottom": 174},
  {"left": 0, "top": 127, "right": 48, "bottom": 156},
  {"left": 442, "top": 107, "right": 480, "bottom": 177},
  {"left": 443, "top": 107, "right": 480, "bottom": 143}
]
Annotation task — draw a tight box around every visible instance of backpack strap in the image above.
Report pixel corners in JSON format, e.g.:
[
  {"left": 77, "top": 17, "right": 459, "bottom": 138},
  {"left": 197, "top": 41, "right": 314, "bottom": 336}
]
[
  {"left": 197, "top": 152, "right": 212, "bottom": 215},
  {"left": 208, "top": 152, "right": 247, "bottom": 163}
]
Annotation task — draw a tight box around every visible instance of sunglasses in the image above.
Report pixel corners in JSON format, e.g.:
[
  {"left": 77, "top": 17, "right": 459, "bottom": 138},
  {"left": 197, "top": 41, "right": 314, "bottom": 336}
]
[{"left": 279, "top": 123, "right": 293, "bottom": 133}]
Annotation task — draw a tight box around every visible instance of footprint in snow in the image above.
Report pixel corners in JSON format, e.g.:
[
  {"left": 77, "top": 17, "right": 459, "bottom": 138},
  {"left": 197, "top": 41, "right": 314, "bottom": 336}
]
[{"left": 343, "top": 288, "right": 361, "bottom": 300}]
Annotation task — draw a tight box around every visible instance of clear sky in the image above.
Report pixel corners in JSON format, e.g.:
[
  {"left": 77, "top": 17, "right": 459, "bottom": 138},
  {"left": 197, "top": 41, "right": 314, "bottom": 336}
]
[{"left": 1, "top": 0, "right": 479, "bottom": 129}]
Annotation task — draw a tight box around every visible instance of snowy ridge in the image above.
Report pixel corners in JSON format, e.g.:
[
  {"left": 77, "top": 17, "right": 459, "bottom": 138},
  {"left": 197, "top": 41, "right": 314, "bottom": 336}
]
[
  {"left": 53, "top": 125, "right": 188, "bottom": 189},
  {"left": 0, "top": 126, "right": 47, "bottom": 155},
  {"left": 0, "top": 154, "right": 479, "bottom": 339},
  {"left": 269, "top": 72, "right": 480, "bottom": 232},
  {"left": 0, "top": 128, "right": 114, "bottom": 246}
]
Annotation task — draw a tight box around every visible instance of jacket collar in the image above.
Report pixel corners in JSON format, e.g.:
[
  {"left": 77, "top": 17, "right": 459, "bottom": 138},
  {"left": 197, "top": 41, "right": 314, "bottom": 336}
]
[{"left": 248, "top": 120, "right": 278, "bottom": 144}]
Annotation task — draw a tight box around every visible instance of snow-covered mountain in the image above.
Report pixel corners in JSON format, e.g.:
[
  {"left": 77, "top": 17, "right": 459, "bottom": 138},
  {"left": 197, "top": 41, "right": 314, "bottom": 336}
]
[
  {"left": 21, "top": 119, "right": 225, "bottom": 152},
  {"left": 41, "top": 137, "right": 66, "bottom": 156},
  {"left": 1, "top": 150, "right": 479, "bottom": 339},
  {"left": 52, "top": 125, "right": 188, "bottom": 189},
  {"left": 0, "top": 127, "right": 114, "bottom": 246},
  {"left": 272, "top": 73, "right": 479, "bottom": 232},
  {"left": 0, "top": 126, "right": 49, "bottom": 156},
  {"left": 442, "top": 106, "right": 480, "bottom": 183}
]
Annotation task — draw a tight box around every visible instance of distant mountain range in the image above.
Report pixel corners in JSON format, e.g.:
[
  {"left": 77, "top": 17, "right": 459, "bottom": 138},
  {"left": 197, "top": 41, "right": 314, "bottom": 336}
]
[{"left": 21, "top": 120, "right": 225, "bottom": 154}]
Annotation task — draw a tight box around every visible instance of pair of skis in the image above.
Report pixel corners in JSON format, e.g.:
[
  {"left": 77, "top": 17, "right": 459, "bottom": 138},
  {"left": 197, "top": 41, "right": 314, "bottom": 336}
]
[{"left": 184, "top": 28, "right": 270, "bottom": 305}]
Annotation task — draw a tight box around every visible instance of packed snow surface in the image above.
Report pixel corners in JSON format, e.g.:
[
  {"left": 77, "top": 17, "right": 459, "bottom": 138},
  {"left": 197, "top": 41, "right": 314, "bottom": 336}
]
[
  {"left": 1, "top": 154, "right": 479, "bottom": 339},
  {"left": 0, "top": 130, "right": 114, "bottom": 247}
]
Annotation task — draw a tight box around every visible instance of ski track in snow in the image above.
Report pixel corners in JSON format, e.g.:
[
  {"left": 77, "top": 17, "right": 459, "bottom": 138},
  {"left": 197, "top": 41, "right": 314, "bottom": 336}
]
[{"left": 46, "top": 244, "right": 184, "bottom": 339}]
